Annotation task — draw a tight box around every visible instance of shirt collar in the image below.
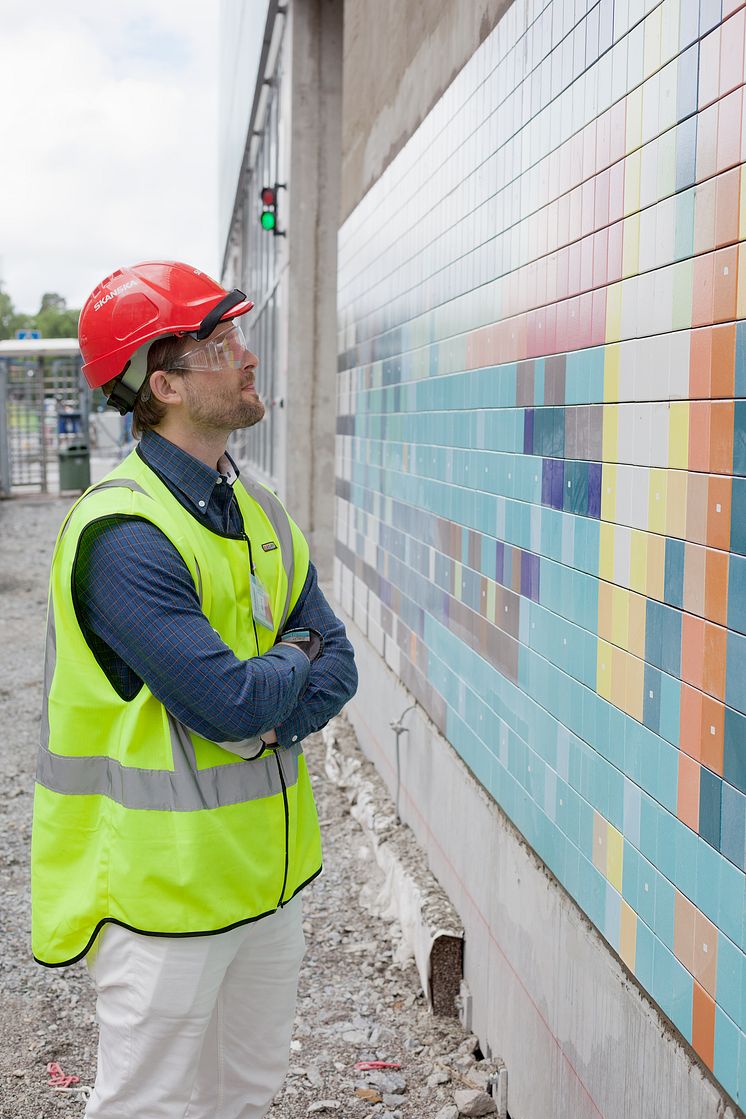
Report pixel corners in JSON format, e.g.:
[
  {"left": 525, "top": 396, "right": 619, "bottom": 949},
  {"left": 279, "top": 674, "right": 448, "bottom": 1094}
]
[{"left": 138, "top": 430, "right": 241, "bottom": 516}]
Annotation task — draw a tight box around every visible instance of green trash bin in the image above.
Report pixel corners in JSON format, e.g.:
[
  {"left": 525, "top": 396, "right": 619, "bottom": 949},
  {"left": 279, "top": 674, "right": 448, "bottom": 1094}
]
[{"left": 58, "top": 442, "right": 91, "bottom": 492}]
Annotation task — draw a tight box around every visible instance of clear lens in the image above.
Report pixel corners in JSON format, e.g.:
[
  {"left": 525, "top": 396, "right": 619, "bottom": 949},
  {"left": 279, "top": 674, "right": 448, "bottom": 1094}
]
[{"left": 168, "top": 324, "right": 249, "bottom": 373}]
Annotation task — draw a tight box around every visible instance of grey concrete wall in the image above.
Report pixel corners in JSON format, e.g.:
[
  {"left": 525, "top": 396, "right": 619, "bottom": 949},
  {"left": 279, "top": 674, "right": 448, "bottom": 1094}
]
[
  {"left": 285, "top": 0, "right": 343, "bottom": 578},
  {"left": 341, "top": 0, "right": 512, "bottom": 221},
  {"left": 335, "top": 570, "right": 738, "bottom": 1119}
]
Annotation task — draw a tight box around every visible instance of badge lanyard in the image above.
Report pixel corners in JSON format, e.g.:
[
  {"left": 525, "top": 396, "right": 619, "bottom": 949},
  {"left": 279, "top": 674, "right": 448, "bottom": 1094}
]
[{"left": 245, "top": 534, "right": 275, "bottom": 655}]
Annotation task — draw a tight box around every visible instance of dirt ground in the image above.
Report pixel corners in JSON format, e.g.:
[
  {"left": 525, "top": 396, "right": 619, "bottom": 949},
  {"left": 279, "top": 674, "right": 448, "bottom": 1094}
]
[{"left": 0, "top": 494, "right": 485, "bottom": 1119}]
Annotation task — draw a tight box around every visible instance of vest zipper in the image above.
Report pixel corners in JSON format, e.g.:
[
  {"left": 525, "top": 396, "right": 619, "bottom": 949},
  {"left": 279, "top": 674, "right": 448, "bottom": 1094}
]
[{"left": 276, "top": 755, "right": 290, "bottom": 906}]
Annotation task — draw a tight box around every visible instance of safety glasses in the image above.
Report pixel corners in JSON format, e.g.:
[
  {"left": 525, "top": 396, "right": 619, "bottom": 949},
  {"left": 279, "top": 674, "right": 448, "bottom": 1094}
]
[{"left": 165, "top": 323, "right": 250, "bottom": 374}]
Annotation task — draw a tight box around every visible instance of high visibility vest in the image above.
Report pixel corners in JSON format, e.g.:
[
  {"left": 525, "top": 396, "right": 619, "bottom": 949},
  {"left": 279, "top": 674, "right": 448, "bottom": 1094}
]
[{"left": 31, "top": 449, "right": 321, "bottom": 967}]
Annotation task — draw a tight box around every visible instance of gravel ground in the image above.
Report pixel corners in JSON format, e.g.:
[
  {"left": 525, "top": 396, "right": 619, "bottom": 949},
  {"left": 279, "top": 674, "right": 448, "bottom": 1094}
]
[{"left": 0, "top": 494, "right": 490, "bottom": 1119}]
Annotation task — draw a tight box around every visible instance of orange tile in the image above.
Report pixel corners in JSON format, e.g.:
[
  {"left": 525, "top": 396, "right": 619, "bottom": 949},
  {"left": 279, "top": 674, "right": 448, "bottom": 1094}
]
[
  {"left": 689, "top": 328, "right": 713, "bottom": 399},
  {"left": 713, "top": 245, "right": 738, "bottom": 322},
  {"left": 692, "top": 253, "right": 715, "bottom": 328},
  {"left": 681, "top": 614, "right": 706, "bottom": 689},
  {"left": 709, "top": 400, "right": 735, "bottom": 474},
  {"left": 688, "top": 403, "right": 712, "bottom": 472},
  {"left": 717, "top": 88, "right": 743, "bottom": 174},
  {"left": 695, "top": 178, "right": 717, "bottom": 256},
  {"left": 704, "top": 548, "right": 729, "bottom": 626},
  {"left": 677, "top": 752, "right": 701, "bottom": 829},
  {"left": 693, "top": 915, "right": 719, "bottom": 999},
  {"left": 674, "top": 889, "right": 698, "bottom": 971},
  {"left": 598, "top": 580, "right": 613, "bottom": 642},
  {"left": 692, "top": 983, "right": 716, "bottom": 1070},
  {"left": 707, "top": 475, "right": 732, "bottom": 550},
  {"left": 723, "top": 0, "right": 746, "bottom": 16},
  {"left": 702, "top": 622, "right": 727, "bottom": 701},
  {"left": 686, "top": 474, "right": 710, "bottom": 550},
  {"left": 680, "top": 684, "right": 704, "bottom": 761},
  {"left": 710, "top": 323, "right": 736, "bottom": 398},
  {"left": 700, "top": 695, "right": 725, "bottom": 775},
  {"left": 715, "top": 167, "right": 740, "bottom": 248}
]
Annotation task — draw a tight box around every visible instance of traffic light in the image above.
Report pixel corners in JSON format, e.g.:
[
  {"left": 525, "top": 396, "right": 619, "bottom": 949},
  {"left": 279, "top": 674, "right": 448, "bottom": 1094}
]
[{"left": 259, "top": 184, "right": 285, "bottom": 235}]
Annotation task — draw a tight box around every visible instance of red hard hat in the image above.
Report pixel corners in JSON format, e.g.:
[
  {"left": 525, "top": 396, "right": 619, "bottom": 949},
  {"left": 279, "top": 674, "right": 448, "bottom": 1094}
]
[{"left": 78, "top": 260, "right": 254, "bottom": 394}]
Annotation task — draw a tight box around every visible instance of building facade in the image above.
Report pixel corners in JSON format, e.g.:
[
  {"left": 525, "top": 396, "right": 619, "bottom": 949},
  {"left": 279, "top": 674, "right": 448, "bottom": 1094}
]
[{"left": 221, "top": 1, "right": 746, "bottom": 1115}]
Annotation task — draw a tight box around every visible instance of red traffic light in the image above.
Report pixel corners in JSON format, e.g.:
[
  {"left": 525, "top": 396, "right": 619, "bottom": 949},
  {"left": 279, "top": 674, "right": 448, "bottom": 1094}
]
[{"left": 260, "top": 186, "right": 276, "bottom": 206}]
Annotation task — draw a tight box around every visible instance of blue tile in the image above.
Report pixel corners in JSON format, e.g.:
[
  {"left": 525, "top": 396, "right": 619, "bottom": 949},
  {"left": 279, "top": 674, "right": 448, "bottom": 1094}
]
[
  {"left": 653, "top": 937, "right": 693, "bottom": 1042},
  {"left": 643, "top": 664, "right": 662, "bottom": 733},
  {"left": 660, "top": 606, "right": 683, "bottom": 678},
  {"left": 728, "top": 555, "right": 746, "bottom": 636},
  {"left": 716, "top": 934, "right": 744, "bottom": 1028},
  {"left": 655, "top": 873, "right": 676, "bottom": 951},
  {"left": 736, "top": 321, "right": 746, "bottom": 399},
  {"left": 726, "top": 631, "right": 746, "bottom": 715},
  {"left": 673, "top": 817, "right": 699, "bottom": 899},
  {"left": 664, "top": 538, "right": 685, "bottom": 608},
  {"left": 696, "top": 839, "right": 723, "bottom": 925},
  {"left": 734, "top": 402, "right": 746, "bottom": 477},
  {"left": 721, "top": 783, "right": 746, "bottom": 871},
  {"left": 731, "top": 479, "right": 746, "bottom": 557},
  {"left": 724, "top": 708, "right": 746, "bottom": 794},
  {"left": 635, "top": 917, "right": 655, "bottom": 991},
  {"left": 718, "top": 857, "right": 746, "bottom": 949},
  {"left": 714, "top": 1007, "right": 740, "bottom": 1103},
  {"left": 700, "top": 768, "right": 723, "bottom": 850}
]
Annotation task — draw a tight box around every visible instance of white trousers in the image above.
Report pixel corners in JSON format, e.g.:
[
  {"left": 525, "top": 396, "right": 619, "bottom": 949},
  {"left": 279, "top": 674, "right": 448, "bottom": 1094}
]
[{"left": 84, "top": 897, "right": 306, "bottom": 1119}]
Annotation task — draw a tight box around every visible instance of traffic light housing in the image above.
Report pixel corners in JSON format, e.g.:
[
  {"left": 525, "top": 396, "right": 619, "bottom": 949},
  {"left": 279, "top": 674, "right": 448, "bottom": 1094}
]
[{"left": 259, "top": 184, "right": 285, "bottom": 235}]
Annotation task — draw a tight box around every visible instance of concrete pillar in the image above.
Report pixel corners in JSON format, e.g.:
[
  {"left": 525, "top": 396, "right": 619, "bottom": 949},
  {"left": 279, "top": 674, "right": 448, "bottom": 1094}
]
[{"left": 284, "top": 0, "right": 343, "bottom": 580}]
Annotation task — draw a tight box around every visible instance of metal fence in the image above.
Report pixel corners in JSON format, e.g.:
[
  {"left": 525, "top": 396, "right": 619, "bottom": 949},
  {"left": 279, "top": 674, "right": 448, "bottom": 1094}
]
[{"left": 0, "top": 342, "right": 87, "bottom": 496}]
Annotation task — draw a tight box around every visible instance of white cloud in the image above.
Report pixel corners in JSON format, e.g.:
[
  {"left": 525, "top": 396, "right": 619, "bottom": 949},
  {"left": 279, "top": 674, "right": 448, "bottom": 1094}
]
[{"left": 0, "top": 0, "right": 220, "bottom": 314}]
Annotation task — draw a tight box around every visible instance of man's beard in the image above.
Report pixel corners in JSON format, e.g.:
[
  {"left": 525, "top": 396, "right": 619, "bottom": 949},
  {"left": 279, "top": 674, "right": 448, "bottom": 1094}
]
[{"left": 185, "top": 385, "right": 266, "bottom": 432}]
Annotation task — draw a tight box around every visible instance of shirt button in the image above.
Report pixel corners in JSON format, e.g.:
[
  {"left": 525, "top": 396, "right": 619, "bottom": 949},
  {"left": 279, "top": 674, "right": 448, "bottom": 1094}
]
[
  {"left": 198, "top": 500, "right": 206, "bottom": 508},
  {"left": 216, "top": 477, "right": 222, "bottom": 484},
  {"left": 292, "top": 735, "right": 298, "bottom": 743}
]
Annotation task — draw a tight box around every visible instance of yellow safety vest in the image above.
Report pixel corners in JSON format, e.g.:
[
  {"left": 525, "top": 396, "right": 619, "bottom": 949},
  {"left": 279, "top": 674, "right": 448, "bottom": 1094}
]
[{"left": 31, "top": 449, "right": 322, "bottom": 967}]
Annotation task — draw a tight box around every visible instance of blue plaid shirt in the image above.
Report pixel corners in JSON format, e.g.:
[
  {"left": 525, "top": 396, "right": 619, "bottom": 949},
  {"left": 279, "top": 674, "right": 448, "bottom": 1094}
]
[{"left": 73, "top": 430, "right": 357, "bottom": 746}]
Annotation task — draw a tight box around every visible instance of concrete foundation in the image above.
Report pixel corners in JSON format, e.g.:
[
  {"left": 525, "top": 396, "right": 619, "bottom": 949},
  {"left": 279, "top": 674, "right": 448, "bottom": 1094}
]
[{"left": 338, "top": 589, "right": 739, "bottom": 1119}]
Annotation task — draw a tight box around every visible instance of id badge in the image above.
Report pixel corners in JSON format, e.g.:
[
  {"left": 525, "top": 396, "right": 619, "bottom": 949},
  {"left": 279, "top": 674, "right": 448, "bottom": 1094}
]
[{"left": 250, "top": 572, "right": 275, "bottom": 631}]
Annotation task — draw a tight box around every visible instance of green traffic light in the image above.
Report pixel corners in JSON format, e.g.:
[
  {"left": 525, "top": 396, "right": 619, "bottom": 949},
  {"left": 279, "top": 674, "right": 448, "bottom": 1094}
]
[{"left": 260, "top": 210, "right": 276, "bottom": 231}]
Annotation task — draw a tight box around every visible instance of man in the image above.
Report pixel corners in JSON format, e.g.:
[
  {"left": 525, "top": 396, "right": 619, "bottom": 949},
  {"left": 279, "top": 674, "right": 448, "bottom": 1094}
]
[{"left": 31, "top": 261, "right": 358, "bottom": 1118}]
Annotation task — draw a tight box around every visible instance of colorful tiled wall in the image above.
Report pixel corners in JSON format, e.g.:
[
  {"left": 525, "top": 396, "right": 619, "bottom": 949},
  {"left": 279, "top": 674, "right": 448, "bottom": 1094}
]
[{"left": 335, "top": 0, "right": 746, "bottom": 1104}]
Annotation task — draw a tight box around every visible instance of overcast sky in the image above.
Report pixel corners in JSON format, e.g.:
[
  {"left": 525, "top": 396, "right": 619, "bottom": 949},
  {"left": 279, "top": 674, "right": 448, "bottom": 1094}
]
[{"left": 0, "top": 0, "right": 220, "bottom": 314}]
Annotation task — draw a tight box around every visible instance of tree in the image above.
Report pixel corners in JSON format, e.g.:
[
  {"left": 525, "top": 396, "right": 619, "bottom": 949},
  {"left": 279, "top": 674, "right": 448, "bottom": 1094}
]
[{"left": 0, "top": 286, "right": 79, "bottom": 339}]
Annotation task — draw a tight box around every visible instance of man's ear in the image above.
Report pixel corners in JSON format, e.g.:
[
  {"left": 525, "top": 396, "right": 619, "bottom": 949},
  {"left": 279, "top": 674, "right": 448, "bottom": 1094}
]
[{"left": 148, "top": 370, "right": 186, "bottom": 406}]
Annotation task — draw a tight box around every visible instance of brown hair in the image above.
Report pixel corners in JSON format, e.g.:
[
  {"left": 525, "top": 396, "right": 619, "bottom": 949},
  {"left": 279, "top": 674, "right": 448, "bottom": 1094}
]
[{"left": 106, "top": 335, "right": 190, "bottom": 439}]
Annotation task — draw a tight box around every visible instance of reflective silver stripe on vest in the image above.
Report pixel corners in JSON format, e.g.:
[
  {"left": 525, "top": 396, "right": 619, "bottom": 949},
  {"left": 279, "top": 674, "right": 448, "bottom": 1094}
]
[
  {"left": 35, "top": 738, "right": 301, "bottom": 811},
  {"left": 240, "top": 477, "right": 296, "bottom": 629}
]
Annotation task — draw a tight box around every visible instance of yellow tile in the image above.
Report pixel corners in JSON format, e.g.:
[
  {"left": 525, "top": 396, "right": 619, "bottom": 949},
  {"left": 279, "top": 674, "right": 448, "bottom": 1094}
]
[
  {"left": 602, "top": 464, "right": 618, "bottom": 523},
  {"left": 453, "top": 560, "right": 462, "bottom": 601},
  {"left": 668, "top": 402, "right": 690, "bottom": 470},
  {"left": 672, "top": 259, "right": 693, "bottom": 331},
  {"left": 620, "top": 899, "right": 637, "bottom": 971},
  {"left": 598, "top": 580, "right": 613, "bottom": 643},
  {"left": 604, "top": 343, "right": 621, "bottom": 402},
  {"left": 740, "top": 166, "right": 746, "bottom": 242},
  {"left": 629, "top": 529, "right": 649, "bottom": 594},
  {"left": 607, "top": 824, "right": 624, "bottom": 891},
  {"left": 643, "top": 5, "right": 662, "bottom": 78},
  {"left": 648, "top": 468, "right": 668, "bottom": 535},
  {"left": 602, "top": 403, "right": 619, "bottom": 463},
  {"left": 606, "top": 286, "right": 623, "bottom": 344},
  {"left": 597, "top": 639, "right": 613, "bottom": 701},
  {"left": 626, "top": 89, "right": 643, "bottom": 156},
  {"left": 628, "top": 592, "right": 647, "bottom": 659},
  {"left": 486, "top": 579, "right": 496, "bottom": 621},
  {"left": 666, "top": 469, "right": 688, "bottom": 539},
  {"left": 611, "top": 585, "right": 630, "bottom": 650},
  {"left": 660, "top": 0, "right": 681, "bottom": 64},
  {"left": 625, "top": 651, "right": 645, "bottom": 721},
  {"left": 599, "top": 522, "right": 615, "bottom": 581},
  {"left": 622, "top": 214, "right": 640, "bottom": 278},
  {"left": 646, "top": 532, "right": 666, "bottom": 602}
]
